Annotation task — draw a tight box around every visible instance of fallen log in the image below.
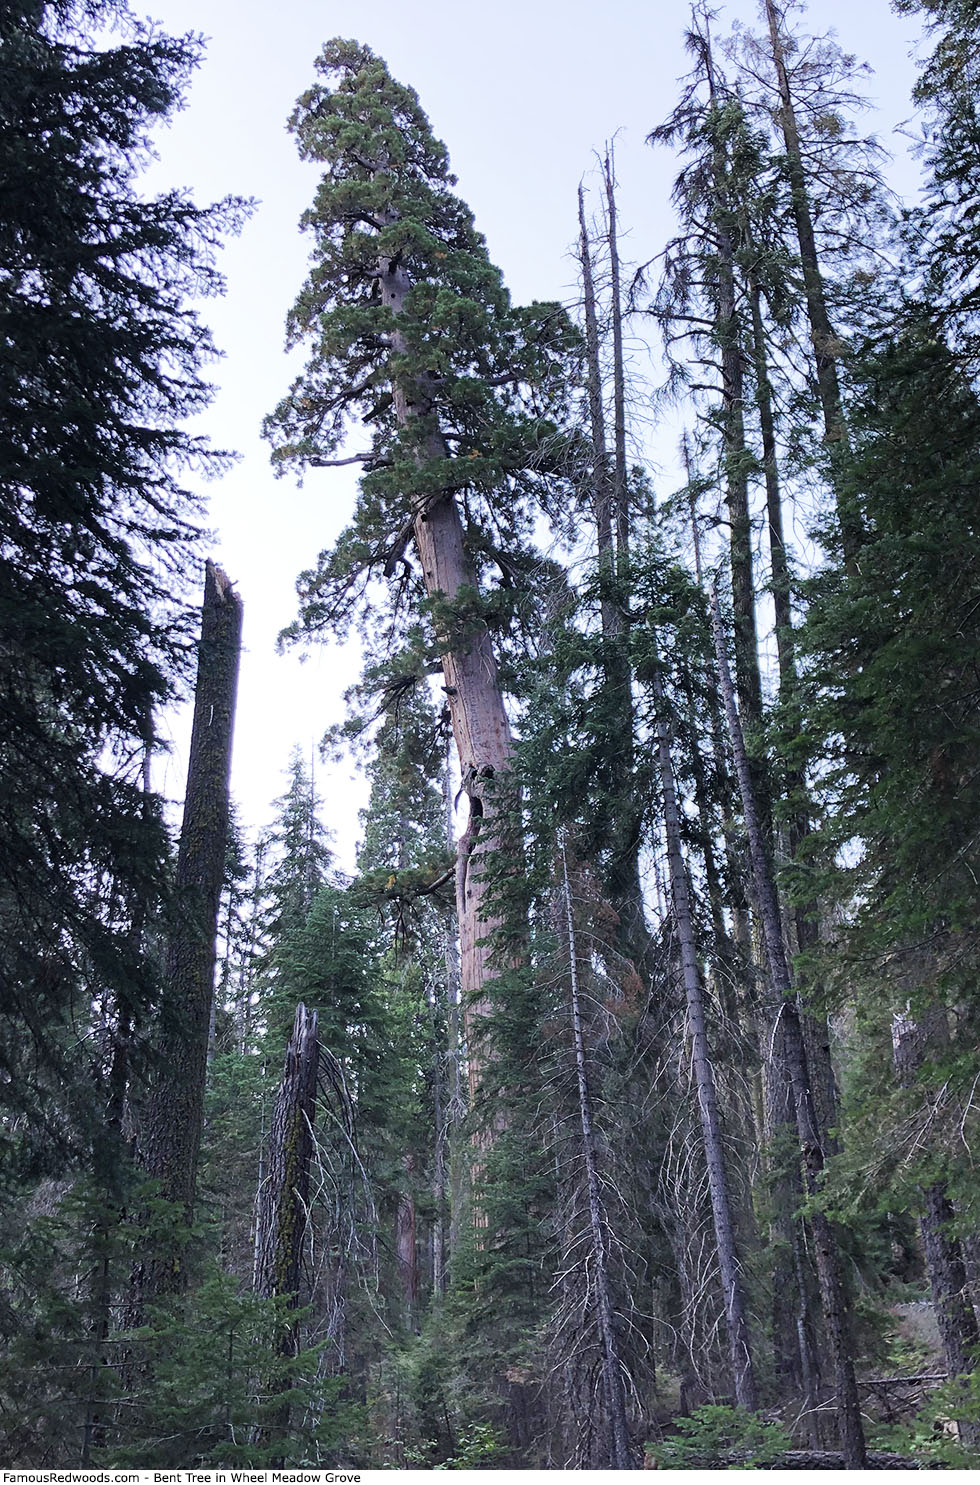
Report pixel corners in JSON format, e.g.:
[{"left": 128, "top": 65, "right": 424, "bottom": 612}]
[{"left": 719, "top": 1449, "right": 933, "bottom": 1470}]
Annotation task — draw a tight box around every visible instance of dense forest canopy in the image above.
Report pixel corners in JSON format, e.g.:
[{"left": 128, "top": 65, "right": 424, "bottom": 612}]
[{"left": 3, "top": 0, "right": 980, "bottom": 1469}]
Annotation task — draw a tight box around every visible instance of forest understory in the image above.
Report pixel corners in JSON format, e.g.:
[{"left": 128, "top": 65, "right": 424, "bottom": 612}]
[{"left": 5, "top": 0, "right": 980, "bottom": 1469}]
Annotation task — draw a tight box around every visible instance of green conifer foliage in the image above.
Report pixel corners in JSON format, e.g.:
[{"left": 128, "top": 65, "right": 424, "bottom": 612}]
[
  {"left": 803, "top": 312, "right": 980, "bottom": 1178},
  {"left": 262, "top": 749, "right": 334, "bottom": 949},
  {"left": 357, "top": 687, "right": 447, "bottom": 881},
  {"left": 0, "top": 0, "right": 243, "bottom": 1174},
  {"left": 273, "top": 887, "right": 388, "bottom": 1117},
  {"left": 893, "top": 0, "right": 980, "bottom": 338},
  {"left": 265, "top": 41, "right": 576, "bottom": 603}
]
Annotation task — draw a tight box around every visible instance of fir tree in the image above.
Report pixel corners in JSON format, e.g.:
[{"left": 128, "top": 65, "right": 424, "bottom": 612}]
[
  {"left": 263, "top": 748, "right": 334, "bottom": 950},
  {"left": 801, "top": 311, "right": 980, "bottom": 1283},
  {"left": 895, "top": 0, "right": 980, "bottom": 345},
  {"left": 0, "top": 0, "right": 243, "bottom": 1177}
]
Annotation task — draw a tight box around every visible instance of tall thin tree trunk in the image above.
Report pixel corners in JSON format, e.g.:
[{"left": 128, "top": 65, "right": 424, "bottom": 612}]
[
  {"left": 84, "top": 746, "right": 153, "bottom": 1460},
  {"left": 579, "top": 176, "right": 646, "bottom": 962},
  {"left": 742, "top": 255, "right": 833, "bottom": 1423},
  {"left": 744, "top": 19, "right": 848, "bottom": 1150},
  {"left": 396, "top": 1155, "right": 419, "bottom": 1327},
  {"left": 427, "top": 954, "right": 449, "bottom": 1299},
  {"left": 134, "top": 562, "right": 242, "bottom": 1305},
  {"left": 700, "top": 41, "right": 767, "bottom": 821},
  {"left": 766, "top": 1012, "right": 825, "bottom": 1446},
  {"left": 578, "top": 184, "right": 615, "bottom": 626},
  {"left": 743, "top": 245, "right": 839, "bottom": 1152},
  {"left": 681, "top": 672, "right": 762, "bottom": 1198},
  {"left": 762, "top": 0, "right": 859, "bottom": 561},
  {"left": 238, "top": 840, "right": 266, "bottom": 1056},
  {"left": 603, "top": 146, "right": 630, "bottom": 574},
  {"left": 710, "top": 586, "right": 866, "bottom": 1468},
  {"left": 684, "top": 442, "right": 762, "bottom": 1134},
  {"left": 561, "top": 844, "right": 632, "bottom": 1469},
  {"left": 763, "top": 0, "right": 845, "bottom": 452},
  {"left": 650, "top": 654, "right": 759, "bottom": 1412},
  {"left": 745, "top": 265, "right": 793, "bottom": 686},
  {"left": 442, "top": 752, "right": 467, "bottom": 1258}
]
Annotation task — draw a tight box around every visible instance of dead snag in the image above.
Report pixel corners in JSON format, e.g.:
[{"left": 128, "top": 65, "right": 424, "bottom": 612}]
[{"left": 134, "top": 561, "right": 242, "bottom": 1307}]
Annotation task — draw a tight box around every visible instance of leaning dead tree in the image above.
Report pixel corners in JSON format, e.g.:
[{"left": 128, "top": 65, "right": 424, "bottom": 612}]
[{"left": 134, "top": 561, "right": 242, "bottom": 1306}]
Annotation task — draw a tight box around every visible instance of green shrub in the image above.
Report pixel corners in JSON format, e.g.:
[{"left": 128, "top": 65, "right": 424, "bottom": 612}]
[
  {"left": 646, "top": 1405, "right": 792, "bottom": 1470},
  {"left": 434, "top": 1422, "right": 506, "bottom": 1469}
]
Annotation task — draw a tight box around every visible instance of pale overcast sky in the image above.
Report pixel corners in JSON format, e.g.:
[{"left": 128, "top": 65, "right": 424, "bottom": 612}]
[{"left": 140, "top": 0, "right": 925, "bottom": 864}]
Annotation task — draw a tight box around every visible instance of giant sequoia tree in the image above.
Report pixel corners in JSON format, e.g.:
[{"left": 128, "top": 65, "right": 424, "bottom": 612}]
[{"left": 265, "top": 40, "right": 577, "bottom": 1097}]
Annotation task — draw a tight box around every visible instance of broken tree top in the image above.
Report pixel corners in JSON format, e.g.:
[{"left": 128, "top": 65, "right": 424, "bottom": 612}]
[{"left": 205, "top": 559, "right": 240, "bottom": 605}]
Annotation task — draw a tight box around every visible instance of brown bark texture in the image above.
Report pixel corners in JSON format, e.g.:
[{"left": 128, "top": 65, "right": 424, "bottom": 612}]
[
  {"left": 253, "top": 1002, "right": 319, "bottom": 1459},
  {"left": 378, "top": 232, "right": 512, "bottom": 1109},
  {"left": 395, "top": 1155, "right": 419, "bottom": 1322}
]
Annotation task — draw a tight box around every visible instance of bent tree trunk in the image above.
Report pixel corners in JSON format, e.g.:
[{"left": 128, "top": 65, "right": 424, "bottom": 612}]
[
  {"left": 710, "top": 587, "right": 866, "bottom": 1469},
  {"left": 134, "top": 561, "right": 242, "bottom": 1305}
]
